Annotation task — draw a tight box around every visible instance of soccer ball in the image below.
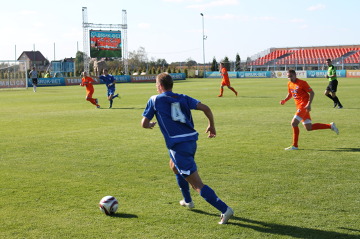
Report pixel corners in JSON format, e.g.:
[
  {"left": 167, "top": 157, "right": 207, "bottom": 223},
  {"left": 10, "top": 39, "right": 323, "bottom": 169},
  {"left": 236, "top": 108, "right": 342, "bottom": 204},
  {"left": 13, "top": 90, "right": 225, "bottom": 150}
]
[{"left": 99, "top": 196, "right": 119, "bottom": 215}]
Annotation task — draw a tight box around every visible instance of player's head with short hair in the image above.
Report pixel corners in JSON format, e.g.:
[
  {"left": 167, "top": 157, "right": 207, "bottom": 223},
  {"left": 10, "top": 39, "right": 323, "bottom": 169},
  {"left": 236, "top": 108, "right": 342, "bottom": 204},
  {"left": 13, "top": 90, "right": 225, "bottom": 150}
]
[
  {"left": 156, "top": 72, "right": 173, "bottom": 92},
  {"left": 103, "top": 69, "right": 108, "bottom": 74},
  {"left": 288, "top": 69, "right": 296, "bottom": 75},
  {"left": 287, "top": 69, "right": 297, "bottom": 81},
  {"left": 82, "top": 71, "right": 88, "bottom": 77},
  {"left": 326, "top": 59, "right": 332, "bottom": 66}
]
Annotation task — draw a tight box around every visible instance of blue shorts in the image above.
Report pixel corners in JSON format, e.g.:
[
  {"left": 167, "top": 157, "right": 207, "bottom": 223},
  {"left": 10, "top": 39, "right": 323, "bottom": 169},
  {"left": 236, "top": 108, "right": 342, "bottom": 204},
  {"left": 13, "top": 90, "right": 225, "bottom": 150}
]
[
  {"left": 107, "top": 88, "right": 115, "bottom": 96},
  {"left": 168, "top": 141, "right": 197, "bottom": 177}
]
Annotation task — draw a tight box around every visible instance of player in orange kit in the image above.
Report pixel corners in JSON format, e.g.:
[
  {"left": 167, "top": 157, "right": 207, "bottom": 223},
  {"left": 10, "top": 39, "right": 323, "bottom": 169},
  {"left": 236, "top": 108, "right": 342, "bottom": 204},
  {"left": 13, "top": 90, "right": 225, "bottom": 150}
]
[
  {"left": 80, "top": 71, "right": 100, "bottom": 108},
  {"left": 280, "top": 69, "right": 339, "bottom": 150},
  {"left": 218, "top": 62, "right": 237, "bottom": 97}
]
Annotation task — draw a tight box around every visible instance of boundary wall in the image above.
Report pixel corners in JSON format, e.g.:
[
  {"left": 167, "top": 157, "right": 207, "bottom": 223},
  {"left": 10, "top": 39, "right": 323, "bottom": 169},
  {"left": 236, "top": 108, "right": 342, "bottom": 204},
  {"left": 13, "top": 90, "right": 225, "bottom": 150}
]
[
  {"left": 24, "top": 73, "right": 186, "bottom": 87},
  {"left": 205, "top": 70, "right": 360, "bottom": 79}
]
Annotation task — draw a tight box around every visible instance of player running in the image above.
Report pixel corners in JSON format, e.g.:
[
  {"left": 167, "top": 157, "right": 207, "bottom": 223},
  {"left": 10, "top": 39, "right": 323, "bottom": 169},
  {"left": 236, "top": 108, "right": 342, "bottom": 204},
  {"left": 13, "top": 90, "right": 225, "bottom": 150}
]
[
  {"left": 80, "top": 71, "right": 100, "bottom": 108},
  {"left": 218, "top": 62, "right": 237, "bottom": 97},
  {"left": 99, "top": 69, "right": 119, "bottom": 109},
  {"left": 141, "top": 72, "right": 234, "bottom": 224},
  {"left": 280, "top": 69, "right": 339, "bottom": 150}
]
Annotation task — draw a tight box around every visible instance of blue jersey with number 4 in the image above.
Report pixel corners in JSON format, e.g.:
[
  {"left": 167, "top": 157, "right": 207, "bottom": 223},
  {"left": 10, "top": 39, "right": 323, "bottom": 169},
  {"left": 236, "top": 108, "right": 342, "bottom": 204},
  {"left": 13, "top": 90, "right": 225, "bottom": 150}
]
[{"left": 143, "top": 91, "right": 200, "bottom": 148}]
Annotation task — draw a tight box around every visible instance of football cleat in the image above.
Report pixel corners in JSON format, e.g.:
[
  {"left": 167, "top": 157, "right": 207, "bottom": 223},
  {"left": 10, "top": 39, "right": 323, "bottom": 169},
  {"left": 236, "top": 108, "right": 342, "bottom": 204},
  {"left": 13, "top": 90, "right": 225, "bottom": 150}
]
[
  {"left": 179, "top": 199, "right": 194, "bottom": 209},
  {"left": 330, "top": 122, "right": 339, "bottom": 135},
  {"left": 218, "top": 207, "right": 234, "bottom": 224},
  {"left": 285, "top": 145, "right": 298, "bottom": 150}
]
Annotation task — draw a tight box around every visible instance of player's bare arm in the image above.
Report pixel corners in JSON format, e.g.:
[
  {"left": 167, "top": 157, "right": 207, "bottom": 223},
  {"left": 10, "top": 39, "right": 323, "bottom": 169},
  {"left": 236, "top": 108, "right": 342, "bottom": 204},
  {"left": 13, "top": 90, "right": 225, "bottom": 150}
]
[
  {"left": 305, "top": 91, "right": 315, "bottom": 112},
  {"left": 280, "top": 93, "right": 292, "bottom": 105},
  {"left": 141, "top": 117, "right": 157, "bottom": 129},
  {"left": 196, "top": 102, "right": 216, "bottom": 138}
]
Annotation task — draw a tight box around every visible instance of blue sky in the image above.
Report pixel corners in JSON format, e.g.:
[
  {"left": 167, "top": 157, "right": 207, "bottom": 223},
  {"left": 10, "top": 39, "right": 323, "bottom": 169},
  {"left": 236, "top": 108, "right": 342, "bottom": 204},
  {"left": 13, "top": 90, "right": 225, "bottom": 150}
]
[{"left": 1, "top": 0, "right": 359, "bottom": 63}]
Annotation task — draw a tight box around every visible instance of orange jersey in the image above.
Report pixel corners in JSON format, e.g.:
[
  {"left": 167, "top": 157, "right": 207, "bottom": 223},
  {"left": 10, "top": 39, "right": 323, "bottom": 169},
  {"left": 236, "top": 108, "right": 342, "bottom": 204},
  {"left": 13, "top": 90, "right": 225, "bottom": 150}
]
[
  {"left": 221, "top": 68, "right": 230, "bottom": 85},
  {"left": 288, "top": 78, "right": 312, "bottom": 108},
  {"left": 81, "top": 76, "right": 95, "bottom": 92}
]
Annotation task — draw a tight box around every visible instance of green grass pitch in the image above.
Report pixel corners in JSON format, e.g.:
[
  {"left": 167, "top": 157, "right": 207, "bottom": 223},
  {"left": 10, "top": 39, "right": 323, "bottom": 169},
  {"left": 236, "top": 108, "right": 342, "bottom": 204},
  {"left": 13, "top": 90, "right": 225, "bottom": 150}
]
[{"left": 0, "top": 77, "right": 359, "bottom": 238}]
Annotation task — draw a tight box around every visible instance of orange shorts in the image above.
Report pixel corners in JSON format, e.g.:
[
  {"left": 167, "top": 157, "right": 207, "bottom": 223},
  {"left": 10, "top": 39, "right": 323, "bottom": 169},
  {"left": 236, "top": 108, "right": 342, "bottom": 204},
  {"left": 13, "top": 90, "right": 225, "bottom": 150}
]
[
  {"left": 86, "top": 89, "right": 94, "bottom": 99},
  {"left": 221, "top": 80, "right": 230, "bottom": 86},
  {"left": 294, "top": 107, "right": 311, "bottom": 124}
]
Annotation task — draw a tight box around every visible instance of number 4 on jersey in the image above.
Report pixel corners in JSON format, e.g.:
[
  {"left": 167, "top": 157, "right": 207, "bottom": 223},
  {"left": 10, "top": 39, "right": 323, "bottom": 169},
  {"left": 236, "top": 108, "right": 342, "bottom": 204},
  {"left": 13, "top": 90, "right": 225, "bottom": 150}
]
[{"left": 171, "top": 102, "right": 186, "bottom": 123}]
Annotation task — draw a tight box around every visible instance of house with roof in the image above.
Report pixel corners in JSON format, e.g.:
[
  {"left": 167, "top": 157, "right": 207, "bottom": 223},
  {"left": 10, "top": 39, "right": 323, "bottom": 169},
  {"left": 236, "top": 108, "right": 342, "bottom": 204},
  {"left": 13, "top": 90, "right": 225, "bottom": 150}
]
[{"left": 17, "top": 51, "right": 49, "bottom": 72}]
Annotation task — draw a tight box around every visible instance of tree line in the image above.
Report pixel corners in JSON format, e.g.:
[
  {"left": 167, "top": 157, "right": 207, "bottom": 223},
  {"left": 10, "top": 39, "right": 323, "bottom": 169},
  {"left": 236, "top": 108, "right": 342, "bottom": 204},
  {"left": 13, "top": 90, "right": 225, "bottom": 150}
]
[{"left": 75, "top": 47, "right": 253, "bottom": 77}]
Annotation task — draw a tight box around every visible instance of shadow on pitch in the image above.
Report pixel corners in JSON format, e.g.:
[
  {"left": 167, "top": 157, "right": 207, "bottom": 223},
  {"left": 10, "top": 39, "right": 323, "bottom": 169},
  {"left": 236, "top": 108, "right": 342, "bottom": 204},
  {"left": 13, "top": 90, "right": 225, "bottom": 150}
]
[
  {"left": 310, "top": 148, "right": 360, "bottom": 152},
  {"left": 190, "top": 210, "right": 360, "bottom": 238},
  {"left": 110, "top": 213, "right": 138, "bottom": 219},
  {"left": 239, "top": 96, "right": 275, "bottom": 99},
  {"left": 98, "top": 107, "right": 145, "bottom": 110}
]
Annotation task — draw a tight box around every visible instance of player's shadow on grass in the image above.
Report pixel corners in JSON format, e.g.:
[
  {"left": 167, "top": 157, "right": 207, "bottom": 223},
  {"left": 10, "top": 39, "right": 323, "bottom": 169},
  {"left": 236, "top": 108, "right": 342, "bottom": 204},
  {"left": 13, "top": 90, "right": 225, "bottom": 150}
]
[
  {"left": 110, "top": 213, "right": 138, "bottom": 219},
  {"left": 191, "top": 210, "right": 360, "bottom": 239},
  {"left": 312, "top": 148, "right": 360, "bottom": 152},
  {"left": 99, "top": 107, "right": 145, "bottom": 110},
  {"left": 239, "top": 96, "right": 274, "bottom": 99}
]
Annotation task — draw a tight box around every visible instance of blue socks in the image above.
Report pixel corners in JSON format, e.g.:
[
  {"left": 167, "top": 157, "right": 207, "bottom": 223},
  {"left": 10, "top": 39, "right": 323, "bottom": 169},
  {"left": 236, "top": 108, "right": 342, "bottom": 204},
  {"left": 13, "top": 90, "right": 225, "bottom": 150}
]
[
  {"left": 175, "top": 174, "right": 192, "bottom": 203},
  {"left": 200, "top": 185, "right": 228, "bottom": 213},
  {"left": 175, "top": 176, "right": 228, "bottom": 214}
]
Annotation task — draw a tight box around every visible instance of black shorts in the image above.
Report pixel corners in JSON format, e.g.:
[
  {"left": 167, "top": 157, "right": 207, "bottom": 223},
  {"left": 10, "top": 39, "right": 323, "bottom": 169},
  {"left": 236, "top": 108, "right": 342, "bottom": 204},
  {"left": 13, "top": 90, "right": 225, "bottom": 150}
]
[
  {"left": 326, "top": 80, "right": 338, "bottom": 92},
  {"left": 32, "top": 78, "right": 38, "bottom": 85}
]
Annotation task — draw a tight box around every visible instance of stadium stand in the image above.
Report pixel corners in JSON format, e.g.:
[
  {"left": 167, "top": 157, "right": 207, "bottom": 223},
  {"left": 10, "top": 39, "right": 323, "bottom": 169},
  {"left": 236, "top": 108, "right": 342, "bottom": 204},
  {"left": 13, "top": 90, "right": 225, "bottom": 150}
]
[{"left": 250, "top": 45, "right": 360, "bottom": 70}]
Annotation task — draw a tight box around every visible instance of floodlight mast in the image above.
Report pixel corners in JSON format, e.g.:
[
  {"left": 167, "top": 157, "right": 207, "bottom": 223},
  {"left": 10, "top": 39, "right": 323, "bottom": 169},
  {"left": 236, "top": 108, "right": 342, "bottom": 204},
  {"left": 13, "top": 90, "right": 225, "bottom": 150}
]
[
  {"left": 200, "top": 13, "right": 206, "bottom": 78},
  {"left": 82, "top": 7, "right": 128, "bottom": 75}
]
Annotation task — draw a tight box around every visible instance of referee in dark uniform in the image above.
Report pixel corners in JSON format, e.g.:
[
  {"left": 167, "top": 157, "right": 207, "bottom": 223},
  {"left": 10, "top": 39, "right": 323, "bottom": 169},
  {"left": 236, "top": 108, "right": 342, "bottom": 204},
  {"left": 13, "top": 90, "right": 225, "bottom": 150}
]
[{"left": 324, "top": 59, "right": 343, "bottom": 109}]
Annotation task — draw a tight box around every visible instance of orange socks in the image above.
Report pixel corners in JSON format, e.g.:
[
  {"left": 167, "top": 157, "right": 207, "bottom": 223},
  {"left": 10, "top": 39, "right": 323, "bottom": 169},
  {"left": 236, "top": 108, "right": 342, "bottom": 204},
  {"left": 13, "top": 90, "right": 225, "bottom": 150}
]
[
  {"left": 312, "top": 123, "right": 331, "bottom": 130},
  {"left": 292, "top": 126, "right": 299, "bottom": 147},
  {"left": 218, "top": 88, "right": 224, "bottom": 97},
  {"left": 87, "top": 98, "right": 97, "bottom": 105},
  {"left": 229, "top": 87, "right": 237, "bottom": 95}
]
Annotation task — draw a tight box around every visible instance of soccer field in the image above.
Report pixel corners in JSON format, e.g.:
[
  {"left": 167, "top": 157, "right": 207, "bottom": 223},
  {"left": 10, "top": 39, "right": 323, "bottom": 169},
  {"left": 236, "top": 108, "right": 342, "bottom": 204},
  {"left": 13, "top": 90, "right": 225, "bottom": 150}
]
[{"left": 1, "top": 77, "right": 359, "bottom": 238}]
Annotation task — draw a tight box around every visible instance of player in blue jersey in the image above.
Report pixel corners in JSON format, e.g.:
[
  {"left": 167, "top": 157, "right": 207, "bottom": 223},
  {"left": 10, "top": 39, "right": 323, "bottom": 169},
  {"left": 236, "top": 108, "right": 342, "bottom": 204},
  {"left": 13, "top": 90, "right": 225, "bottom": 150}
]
[
  {"left": 99, "top": 69, "right": 119, "bottom": 108},
  {"left": 141, "top": 72, "right": 234, "bottom": 224}
]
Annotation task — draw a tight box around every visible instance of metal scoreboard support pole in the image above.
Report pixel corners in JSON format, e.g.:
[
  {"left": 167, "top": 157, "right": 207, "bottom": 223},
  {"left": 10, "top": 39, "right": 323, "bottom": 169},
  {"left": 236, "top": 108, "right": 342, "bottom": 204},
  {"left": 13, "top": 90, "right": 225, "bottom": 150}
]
[
  {"left": 122, "top": 10, "right": 128, "bottom": 75},
  {"left": 82, "top": 7, "right": 128, "bottom": 75}
]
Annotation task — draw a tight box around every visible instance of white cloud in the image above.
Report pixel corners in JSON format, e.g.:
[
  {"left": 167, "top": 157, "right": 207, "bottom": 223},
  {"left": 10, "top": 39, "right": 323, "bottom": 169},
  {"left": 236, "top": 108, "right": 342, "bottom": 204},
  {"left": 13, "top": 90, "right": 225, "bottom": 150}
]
[
  {"left": 187, "top": 0, "right": 239, "bottom": 10},
  {"left": 19, "top": 10, "right": 37, "bottom": 16},
  {"left": 299, "top": 24, "right": 309, "bottom": 29},
  {"left": 209, "top": 14, "right": 275, "bottom": 22},
  {"left": 307, "top": 4, "right": 325, "bottom": 11},
  {"left": 291, "top": 18, "right": 305, "bottom": 23},
  {"left": 138, "top": 23, "right": 151, "bottom": 29},
  {"left": 211, "top": 13, "right": 239, "bottom": 20},
  {"left": 163, "top": 0, "right": 203, "bottom": 2},
  {"left": 256, "top": 16, "right": 276, "bottom": 21}
]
